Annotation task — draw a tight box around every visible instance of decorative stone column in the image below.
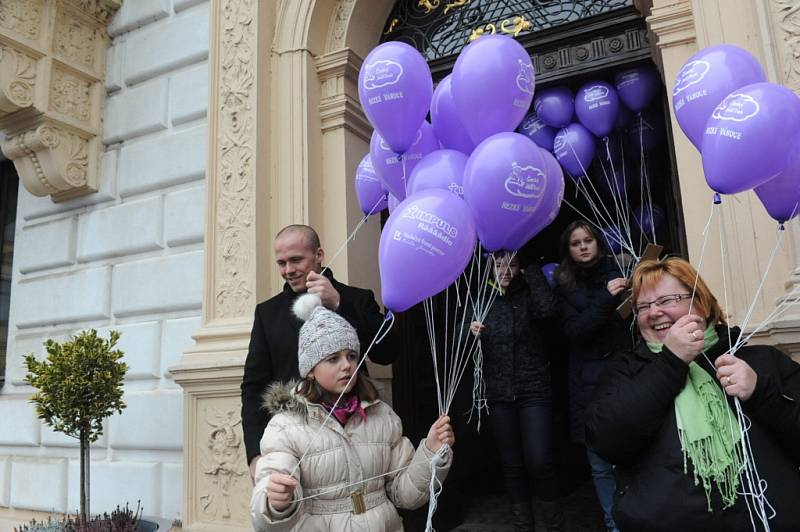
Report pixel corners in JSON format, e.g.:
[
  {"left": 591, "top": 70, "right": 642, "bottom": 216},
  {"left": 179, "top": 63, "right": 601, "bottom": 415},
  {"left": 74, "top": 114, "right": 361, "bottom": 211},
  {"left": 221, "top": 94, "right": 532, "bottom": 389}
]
[
  {"left": 0, "top": 0, "right": 120, "bottom": 202},
  {"left": 170, "top": 1, "right": 394, "bottom": 528},
  {"left": 647, "top": 0, "right": 797, "bottom": 336},
  {"left": 746, "top": 1, "right": 800, "bottom": 358},
  {"left": 170, "top": 0, "right": 276, "bottom": 529}
]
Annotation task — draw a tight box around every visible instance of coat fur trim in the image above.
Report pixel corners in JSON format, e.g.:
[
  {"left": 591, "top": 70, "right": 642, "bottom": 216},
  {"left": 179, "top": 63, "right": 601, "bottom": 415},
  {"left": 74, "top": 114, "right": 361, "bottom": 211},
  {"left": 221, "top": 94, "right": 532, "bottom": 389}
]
[{"left": 261, "top": 380, "right": 307, "bottom": 417}]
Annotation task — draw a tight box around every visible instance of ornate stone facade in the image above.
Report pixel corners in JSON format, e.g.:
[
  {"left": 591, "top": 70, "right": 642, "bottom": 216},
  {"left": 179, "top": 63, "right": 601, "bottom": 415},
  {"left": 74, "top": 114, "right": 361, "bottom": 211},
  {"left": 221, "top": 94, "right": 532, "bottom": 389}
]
[
  {"left": 168, "top": 1, "right": 800, "bottom": 530},
  {"left": 772, "top": 2, "right": 800, "bottom": 98},
  {"left": 0, "top": 0, "right": 119, "bottom": 202}
]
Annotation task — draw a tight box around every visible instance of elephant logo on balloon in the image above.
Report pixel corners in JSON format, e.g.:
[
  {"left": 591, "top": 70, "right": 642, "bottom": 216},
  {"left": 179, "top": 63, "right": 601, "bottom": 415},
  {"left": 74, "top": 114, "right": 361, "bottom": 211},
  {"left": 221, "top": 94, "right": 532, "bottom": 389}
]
[
  {"left": 583, "top": 85, "right": 609, "bottom": 103},
  {"left": 711, "top": 93, "right": 760, "bottom": 122},
  {"left": 672, "top": 60, "right": 710, "bottom": 96},
  {"left": 504, "top": 162, "right": 545, "bottom": 199},
  {"left": 516, "top": 60, "right": 535, "bottom": 95},
  {"left": 363, "top": 60, "right": 404, "bottom": 90}
]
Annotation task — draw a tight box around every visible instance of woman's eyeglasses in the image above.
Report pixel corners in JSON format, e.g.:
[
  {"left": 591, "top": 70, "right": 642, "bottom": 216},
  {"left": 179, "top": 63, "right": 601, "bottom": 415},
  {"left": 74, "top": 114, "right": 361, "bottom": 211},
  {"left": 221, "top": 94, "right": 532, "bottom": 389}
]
[{"left": 634, "top": 293, "right": 692, "bottom": 314}]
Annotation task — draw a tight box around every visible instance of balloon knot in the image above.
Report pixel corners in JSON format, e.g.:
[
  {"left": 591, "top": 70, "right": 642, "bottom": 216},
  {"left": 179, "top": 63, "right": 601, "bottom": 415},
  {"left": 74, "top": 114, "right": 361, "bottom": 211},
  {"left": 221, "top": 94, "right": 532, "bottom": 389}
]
[
  {"left": 713, "top": 193, "right": 722, "bottom": 205},
  {"left": 779, "top": 223, "right": 786, "bottom": 231}
]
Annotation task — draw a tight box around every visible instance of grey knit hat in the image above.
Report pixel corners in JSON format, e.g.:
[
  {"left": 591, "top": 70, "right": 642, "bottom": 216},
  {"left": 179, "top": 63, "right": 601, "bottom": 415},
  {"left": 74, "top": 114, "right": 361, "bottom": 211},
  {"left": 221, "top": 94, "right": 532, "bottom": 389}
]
[{"left": 293, "top": 293, "right": 360, "bottom": 377}]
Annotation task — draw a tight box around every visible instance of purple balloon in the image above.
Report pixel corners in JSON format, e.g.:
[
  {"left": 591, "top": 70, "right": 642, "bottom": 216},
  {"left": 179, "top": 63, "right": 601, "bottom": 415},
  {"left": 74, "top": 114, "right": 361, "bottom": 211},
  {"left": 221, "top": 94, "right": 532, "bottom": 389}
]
[
  {"left": 359, "top": 42, "right": 433, "bottom": 154},
  {"left": 541, "top": 262, "right": 559, "bottom": 288},
  {"left": 407, "top": 149, "right": 468, "bottom": 199},
  {"left": 554, "top": 123, "right": 596, "bottom": 178},
  {"left": 462, "top": 133, "right": 549, "bottom": 252},
  {"left": 379, "top": 189, "right": 477, "bottom": 312},
  {"left": 754, "top": 144, "right": 800, "bottom": 223},
  {"left": 615, "top": 104, "right": 634, "bottom": 131},
  {"left": 626, "top": 110, "right": 663, "bottom": 154},
  {"left": 431, "top": 75, "right": 476, "bottom": 155},
  {"left": 602, "top": 226, "right": 624, "bottom": 254},
  {"left": 370, "top": 121, "right": 439, "bottom": 201},
  {"left": 702, "top": 82, "right": 800, "bottom": 195},
  {"left": 502, "top": 148, "right": 565, "bottom": 251},
  {"left": 533, "top": 86, "right": 575, "bottom": 128},
  {"left": 615, "top": 65, "right": 661, "bottom": 113},
  {"left": 672, "top": 44, "right": 766, "bottom": 150},
  {"left": 593, "top": 162, "right": 632, "bottom": 198},
  {"left": 575, "top": 81, "right": 620, "bottom": 138},
  {"left": 387, "top": 193, "right": 401, "bottom": 215},
  {"left": 634, "top": 204, "right": 665, "bottom": 234},
  {"left": 517, "top": 111, "right": 558, "bottom": 151},
  {"left": 354, "top": 154, "right": 388, "bottom": 216},
  {"left": 452, "top": 35, "right": 535, "bottom": 145}
]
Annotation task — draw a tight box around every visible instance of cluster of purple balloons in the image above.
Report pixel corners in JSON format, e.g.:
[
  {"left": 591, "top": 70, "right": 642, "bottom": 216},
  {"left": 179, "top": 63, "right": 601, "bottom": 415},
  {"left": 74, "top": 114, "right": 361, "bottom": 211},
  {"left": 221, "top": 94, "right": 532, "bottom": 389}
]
[
  {"left": 670, "top": 44, "right": 800, "bottom": 225},
  {"left": 514, "top": 65, "right": 662, "bottom": 180},
  {"left": 355, "top": 36, "right": 565, "bottom": 312}
]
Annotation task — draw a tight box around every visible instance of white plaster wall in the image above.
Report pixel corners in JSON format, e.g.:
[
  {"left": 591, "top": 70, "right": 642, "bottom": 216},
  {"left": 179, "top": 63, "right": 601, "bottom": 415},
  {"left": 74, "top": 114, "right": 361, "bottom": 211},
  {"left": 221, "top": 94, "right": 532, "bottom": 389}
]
[{"left": 0, "top": 0, "right": 209, "bottom": 522}]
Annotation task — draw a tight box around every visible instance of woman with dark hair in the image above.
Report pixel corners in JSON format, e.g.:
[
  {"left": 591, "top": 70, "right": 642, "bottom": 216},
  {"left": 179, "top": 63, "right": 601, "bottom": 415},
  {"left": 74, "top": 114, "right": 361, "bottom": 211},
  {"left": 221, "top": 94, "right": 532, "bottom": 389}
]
[
  {"left": 554, "top": 220, "right": 631, "bottom": 532},
  {"left": 469, "top": 253, "right": 564, "bottom": 532},
  {"left": 585, "top": 257, "right": 800, "bottom": 531}
]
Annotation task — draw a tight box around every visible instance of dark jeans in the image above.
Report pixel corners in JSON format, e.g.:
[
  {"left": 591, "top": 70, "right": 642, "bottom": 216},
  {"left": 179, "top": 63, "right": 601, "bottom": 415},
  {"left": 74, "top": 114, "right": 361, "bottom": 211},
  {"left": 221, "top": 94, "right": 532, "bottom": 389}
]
[{"left": 488, "top": 396, "right": 559, "bottom": 503}]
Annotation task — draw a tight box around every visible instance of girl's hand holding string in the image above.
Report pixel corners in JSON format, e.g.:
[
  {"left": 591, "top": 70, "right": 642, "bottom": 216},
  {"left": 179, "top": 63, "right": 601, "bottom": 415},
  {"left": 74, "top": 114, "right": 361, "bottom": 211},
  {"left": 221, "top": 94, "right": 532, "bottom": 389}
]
[
  {"left": 425, "top": 415, "right": 455, "bottom": 452},
  {"left": 267, "top": 472, "right": 299, "bottom": 512}
]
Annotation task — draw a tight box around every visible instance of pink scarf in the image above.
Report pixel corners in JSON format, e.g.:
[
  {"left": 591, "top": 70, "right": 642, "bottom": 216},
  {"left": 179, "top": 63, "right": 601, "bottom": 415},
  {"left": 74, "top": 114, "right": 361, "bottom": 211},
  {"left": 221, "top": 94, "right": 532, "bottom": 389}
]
[{"left": 323, "top": 395, "right": 367, "bottom": 426}]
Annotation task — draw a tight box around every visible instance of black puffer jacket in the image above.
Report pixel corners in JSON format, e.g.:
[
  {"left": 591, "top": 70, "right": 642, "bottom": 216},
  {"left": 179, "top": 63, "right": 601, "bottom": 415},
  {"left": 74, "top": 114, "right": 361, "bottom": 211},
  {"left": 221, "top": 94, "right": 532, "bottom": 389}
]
[
  {"left": 586, "top": 326, "right": 800, "bottom": 532},
  {"left": 479, "top": 266, "right": 557, "bottom": 402},
  {"left": 555, "top": 256, "right": 632, "bottom": 442}
]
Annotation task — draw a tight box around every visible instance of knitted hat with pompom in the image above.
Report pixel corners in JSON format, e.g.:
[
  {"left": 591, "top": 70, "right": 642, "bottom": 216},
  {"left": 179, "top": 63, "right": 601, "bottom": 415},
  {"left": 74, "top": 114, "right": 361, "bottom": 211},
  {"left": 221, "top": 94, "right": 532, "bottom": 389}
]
[{"left": 293, "top": 293, "right": 360, "bottom": 377}]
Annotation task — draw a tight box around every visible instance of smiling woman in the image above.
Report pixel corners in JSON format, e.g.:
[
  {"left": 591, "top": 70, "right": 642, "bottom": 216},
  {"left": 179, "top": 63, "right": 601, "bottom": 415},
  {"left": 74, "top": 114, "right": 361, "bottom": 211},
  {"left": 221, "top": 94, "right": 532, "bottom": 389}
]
[{"left": 585, "top": 257, "right": 800, "bottom": 531}]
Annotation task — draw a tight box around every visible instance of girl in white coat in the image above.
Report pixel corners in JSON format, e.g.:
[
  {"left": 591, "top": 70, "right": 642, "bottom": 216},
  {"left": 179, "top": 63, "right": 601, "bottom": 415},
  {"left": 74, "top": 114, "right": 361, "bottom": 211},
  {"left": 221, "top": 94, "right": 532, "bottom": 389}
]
[{"left": 250, "top": 293, "right": 454, "bottom": 532}]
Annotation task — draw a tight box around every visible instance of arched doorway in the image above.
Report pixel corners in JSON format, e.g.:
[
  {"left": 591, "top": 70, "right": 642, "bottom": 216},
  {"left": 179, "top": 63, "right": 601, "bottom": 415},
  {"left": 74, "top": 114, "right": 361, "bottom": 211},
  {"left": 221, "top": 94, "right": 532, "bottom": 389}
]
[{"left": 378, "top": 1, "right": 686, "bottom": 529}]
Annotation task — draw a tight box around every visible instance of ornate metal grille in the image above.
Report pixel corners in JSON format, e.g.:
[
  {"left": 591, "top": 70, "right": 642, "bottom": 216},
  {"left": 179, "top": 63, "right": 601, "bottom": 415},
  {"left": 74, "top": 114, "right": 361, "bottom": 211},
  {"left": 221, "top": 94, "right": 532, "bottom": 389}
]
[{"left": 381, "top": 0, "right": 635, "bottom": 61}]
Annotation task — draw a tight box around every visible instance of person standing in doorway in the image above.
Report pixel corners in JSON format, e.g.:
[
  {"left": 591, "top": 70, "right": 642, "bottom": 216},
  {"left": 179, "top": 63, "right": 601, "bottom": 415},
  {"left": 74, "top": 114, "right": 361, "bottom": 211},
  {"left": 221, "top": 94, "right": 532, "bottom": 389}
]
[
  {"left": 470, "top": 253, "right": 565, "bottom": 532},
  {"left": 554, "top": 220, "right": 631, "bottom": 532}
]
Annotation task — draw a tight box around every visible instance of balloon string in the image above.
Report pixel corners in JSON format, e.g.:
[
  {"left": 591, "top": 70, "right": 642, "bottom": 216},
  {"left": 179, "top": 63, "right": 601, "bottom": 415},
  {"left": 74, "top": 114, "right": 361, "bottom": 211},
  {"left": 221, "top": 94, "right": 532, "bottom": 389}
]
[
  {"left": 566, "top": 135, "right": 625, "bottom": 244},
  {"left": 729, "top": 226, "right": 788, "bottom": 356},
  {"left": 320, "top": 195, "right": 384, "bottom": 277},
  {"left": 599, "top": 137, "right": 636, "bottom": 257},
  {"left": 639, "top": 114, "right": 657, "bottom": 244},
  {"left": 688, "top": 199, "right": 718, "bottom": 316}
]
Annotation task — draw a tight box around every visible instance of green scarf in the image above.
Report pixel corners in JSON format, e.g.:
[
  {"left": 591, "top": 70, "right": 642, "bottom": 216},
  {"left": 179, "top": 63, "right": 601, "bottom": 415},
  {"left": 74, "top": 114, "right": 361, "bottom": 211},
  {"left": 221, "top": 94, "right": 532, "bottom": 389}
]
[{"left": 646, "top": 325, "right": 742, "bottom": 511}]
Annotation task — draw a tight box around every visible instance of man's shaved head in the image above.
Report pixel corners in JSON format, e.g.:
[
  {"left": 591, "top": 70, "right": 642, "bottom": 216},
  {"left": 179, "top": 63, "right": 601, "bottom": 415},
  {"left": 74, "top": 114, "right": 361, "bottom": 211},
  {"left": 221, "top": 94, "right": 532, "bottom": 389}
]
[{"left": 274, "top": 225, "right": 320, "bottom": 252}]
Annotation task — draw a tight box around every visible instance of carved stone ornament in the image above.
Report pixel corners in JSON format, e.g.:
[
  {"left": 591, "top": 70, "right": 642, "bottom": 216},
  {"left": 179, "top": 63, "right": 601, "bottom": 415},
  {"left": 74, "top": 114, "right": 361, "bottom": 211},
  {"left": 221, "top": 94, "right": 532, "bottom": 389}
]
[
  {"left": 214, "top": 0, "right": 256, "bottom": 318},
  {"left": 2, "top": 121, "right": 97, "bottom": 200},
  {"left": 198, "top": 407, "right": 250, "bottom": 522},
  {"left": 0, "top": 0, "right": 119, "bottom": 202},
  {"left": 772, "top": 0, "right": 800, "bottom": 92}
]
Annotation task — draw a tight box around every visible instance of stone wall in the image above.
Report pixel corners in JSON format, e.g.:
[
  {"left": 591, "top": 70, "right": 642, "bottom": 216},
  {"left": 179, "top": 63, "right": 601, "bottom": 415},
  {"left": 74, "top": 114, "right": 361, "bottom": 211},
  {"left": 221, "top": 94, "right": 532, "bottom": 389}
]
[{"left": 0, "top": 0, "right": 209, "bottom": 522}]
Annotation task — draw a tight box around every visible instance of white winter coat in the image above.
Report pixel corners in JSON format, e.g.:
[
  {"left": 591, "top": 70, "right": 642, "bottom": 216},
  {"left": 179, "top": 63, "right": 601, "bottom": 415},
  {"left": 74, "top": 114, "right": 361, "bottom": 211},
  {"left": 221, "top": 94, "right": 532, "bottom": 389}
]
[{"left": 250, "top": 381, "right": 452, "bottom": 532}]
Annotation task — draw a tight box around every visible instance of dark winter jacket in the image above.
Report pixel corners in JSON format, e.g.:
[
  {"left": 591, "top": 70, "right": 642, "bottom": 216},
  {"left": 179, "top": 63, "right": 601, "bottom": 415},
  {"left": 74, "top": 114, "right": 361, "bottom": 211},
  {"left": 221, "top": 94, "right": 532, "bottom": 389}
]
[
  {"left": 585, "top": 325, "right": 800, "bottom": 531},
  {"left": 479, "top": 266, "right": 557, "bottom": 402},
  {"left": 241, "top": 270, "right": 398, "bottom": 463},
  {"left": 555, "top": 256, "right": 631, "bottom": 442}
]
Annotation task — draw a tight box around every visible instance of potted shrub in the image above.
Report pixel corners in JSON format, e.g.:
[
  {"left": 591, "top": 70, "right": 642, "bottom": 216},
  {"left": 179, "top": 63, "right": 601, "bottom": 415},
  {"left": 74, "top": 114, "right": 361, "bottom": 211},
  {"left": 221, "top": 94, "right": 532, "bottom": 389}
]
[{"left": 20, "top": 330, "right": 163, "bottom": 531}]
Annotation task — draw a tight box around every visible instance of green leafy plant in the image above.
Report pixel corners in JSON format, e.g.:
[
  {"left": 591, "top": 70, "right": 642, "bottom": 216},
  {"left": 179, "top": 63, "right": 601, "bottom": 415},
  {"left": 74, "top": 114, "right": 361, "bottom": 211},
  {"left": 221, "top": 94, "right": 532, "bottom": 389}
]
[{"left": 24, "top": 330, "right": 128, "bottom": 525}]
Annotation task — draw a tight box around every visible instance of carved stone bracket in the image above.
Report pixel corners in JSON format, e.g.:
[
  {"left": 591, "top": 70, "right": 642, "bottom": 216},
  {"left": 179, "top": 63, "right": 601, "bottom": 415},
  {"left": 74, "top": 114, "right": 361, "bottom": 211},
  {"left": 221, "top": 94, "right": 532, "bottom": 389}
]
[{"left": 0, "top": 0, "right": 120, "bottom": 202}]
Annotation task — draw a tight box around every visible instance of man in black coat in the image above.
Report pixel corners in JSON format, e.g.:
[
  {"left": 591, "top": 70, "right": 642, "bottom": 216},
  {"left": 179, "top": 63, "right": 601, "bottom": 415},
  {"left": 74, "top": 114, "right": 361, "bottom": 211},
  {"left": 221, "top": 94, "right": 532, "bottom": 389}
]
[{"left": 241, "top": 224, "right": 398, "bottom": 480}]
